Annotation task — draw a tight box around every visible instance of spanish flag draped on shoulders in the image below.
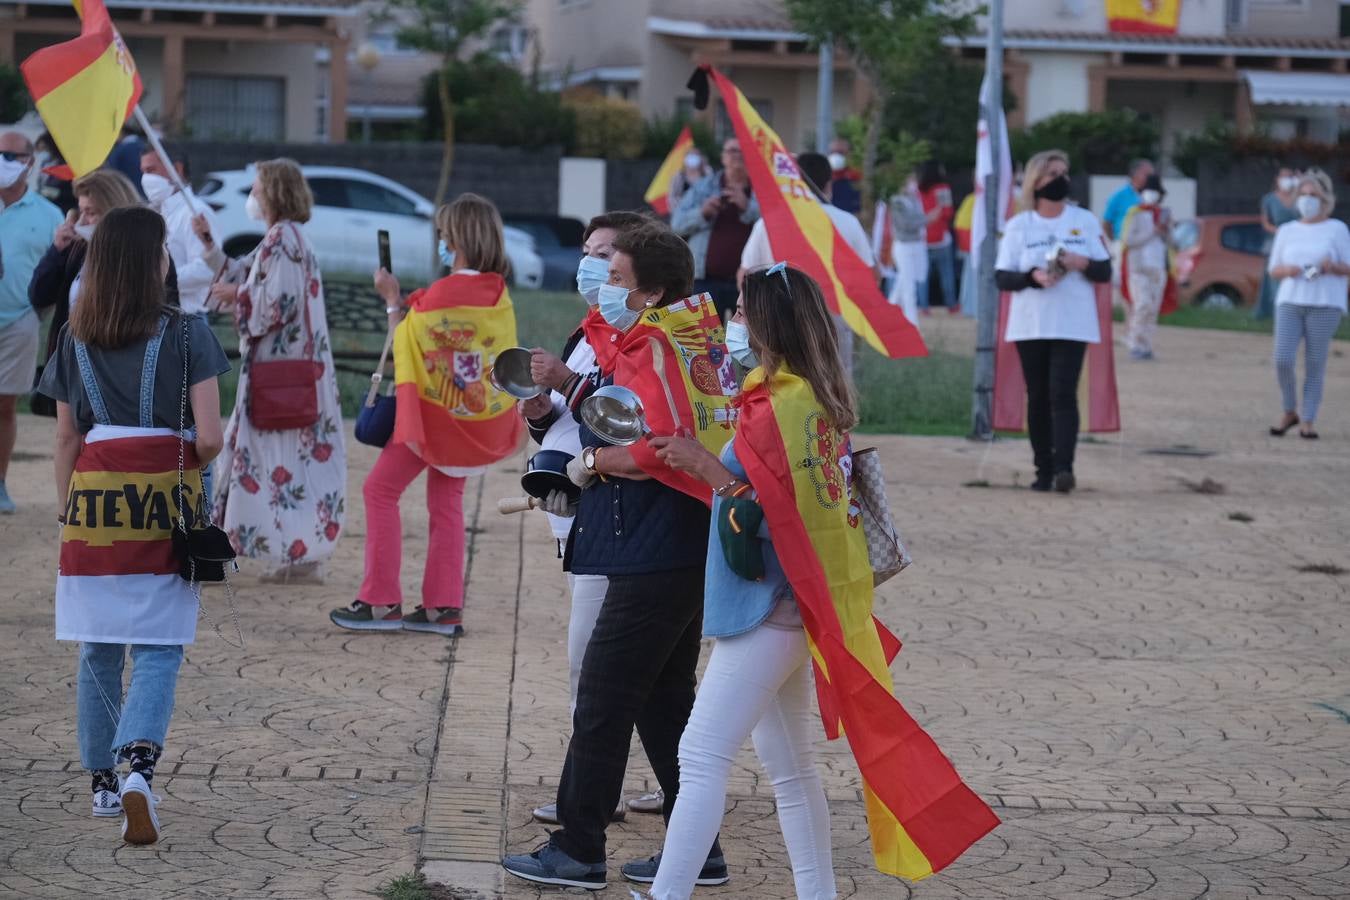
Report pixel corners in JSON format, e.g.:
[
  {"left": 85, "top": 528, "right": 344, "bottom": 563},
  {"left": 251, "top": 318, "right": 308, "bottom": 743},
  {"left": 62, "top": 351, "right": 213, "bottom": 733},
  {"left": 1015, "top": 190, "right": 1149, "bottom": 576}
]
[
  {"left": 582, "top": 292, "right": 739, "bottom": 504},
  {"left": 1119, "top": 204, "right": 1179, "bottom": 316},
  {"left": 392, "top": 272, "right": 523, "bottom": 467},
  {"left": 734, "top": 365, "right": 998, "bottom": 879}
]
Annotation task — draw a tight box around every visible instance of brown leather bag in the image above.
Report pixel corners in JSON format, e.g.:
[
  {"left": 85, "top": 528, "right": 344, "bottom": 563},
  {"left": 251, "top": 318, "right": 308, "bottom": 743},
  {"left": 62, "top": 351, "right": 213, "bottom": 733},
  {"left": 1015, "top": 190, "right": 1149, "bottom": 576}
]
[{"left": 244, "top": 225, "right": 323, "bottom": 431}]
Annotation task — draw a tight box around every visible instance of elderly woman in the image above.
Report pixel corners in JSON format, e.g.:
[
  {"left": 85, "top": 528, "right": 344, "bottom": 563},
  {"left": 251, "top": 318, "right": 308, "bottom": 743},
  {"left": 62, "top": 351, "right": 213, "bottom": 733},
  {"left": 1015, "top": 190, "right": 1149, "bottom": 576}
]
[
  {"left": 1266, "top": 168, "right": 1350, "bottom": 440},
  {"left": 196, "top": 159, "right": 346, "bottom": 580},
  {"left": 29, "top": 170, "right": 153, "bottom": 384}
]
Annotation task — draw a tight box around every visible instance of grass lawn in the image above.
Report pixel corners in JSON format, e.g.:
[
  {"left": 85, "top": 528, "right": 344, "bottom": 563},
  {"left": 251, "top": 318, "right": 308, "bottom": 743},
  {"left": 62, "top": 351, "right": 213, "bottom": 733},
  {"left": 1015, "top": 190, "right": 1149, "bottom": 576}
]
[{"left": 1114, "top": 304, "right": 1350, "bottom": 341}]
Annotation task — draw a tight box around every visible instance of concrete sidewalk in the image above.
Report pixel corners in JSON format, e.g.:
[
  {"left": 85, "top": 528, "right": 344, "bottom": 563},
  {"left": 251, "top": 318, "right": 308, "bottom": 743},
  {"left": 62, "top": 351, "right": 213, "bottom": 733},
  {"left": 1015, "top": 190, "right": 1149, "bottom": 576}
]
[{"left": 1, "top": 320, "right": 1347, "bottom": 898}]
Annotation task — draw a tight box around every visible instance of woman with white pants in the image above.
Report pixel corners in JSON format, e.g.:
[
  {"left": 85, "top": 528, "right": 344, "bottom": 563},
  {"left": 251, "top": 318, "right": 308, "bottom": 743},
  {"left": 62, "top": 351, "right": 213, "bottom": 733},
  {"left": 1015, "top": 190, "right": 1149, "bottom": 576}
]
[{"left": 1266, "top": 168, "right": 1350, "bottom": 440}]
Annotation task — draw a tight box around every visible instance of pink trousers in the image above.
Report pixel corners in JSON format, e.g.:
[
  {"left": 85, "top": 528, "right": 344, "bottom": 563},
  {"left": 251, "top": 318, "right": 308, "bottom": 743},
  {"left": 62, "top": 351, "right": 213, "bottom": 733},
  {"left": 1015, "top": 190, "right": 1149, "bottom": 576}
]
[{"left": 358, "top": 442, "right": 465, "bottom": 610}]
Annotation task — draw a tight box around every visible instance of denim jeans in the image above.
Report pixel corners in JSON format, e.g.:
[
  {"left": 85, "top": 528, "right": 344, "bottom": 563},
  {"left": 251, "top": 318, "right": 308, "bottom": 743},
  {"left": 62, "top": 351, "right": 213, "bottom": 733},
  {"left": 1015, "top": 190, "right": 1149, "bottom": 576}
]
[
  {"left": 928, "top": 242, "right": 957, "bottom": 309},
  {"left": 78, "top": 642, "right": 184, "bottom": 770}
]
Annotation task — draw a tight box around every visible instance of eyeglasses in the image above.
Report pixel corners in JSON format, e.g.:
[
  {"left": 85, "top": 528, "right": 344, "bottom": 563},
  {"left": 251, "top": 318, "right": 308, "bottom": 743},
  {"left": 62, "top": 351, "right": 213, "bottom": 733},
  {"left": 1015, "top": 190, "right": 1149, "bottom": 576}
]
[{"left": 0, "top": 151, "right": 32, "bottom": 163}]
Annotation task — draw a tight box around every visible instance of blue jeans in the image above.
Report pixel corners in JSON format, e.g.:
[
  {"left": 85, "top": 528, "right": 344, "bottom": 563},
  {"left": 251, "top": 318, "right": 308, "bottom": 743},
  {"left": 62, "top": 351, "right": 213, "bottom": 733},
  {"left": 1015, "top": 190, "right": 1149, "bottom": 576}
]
[
  {"left": 78, "top": 642, "right": 184, "bottom": 770},
  {"left": 928, "top": 243, "right": 957, "bottom": 309}
]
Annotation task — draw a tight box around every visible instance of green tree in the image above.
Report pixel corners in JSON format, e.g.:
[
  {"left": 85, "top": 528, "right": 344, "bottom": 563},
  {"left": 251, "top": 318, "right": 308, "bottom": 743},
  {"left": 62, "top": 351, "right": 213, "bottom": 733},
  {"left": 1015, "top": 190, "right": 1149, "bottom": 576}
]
[
  {"left": 379, "top": 0, "right": 520, "bottom": 206},
  {"left": 785, "top": 0, "right": 978, "bottom": 221},
  {"left": 1009, "top": 110, "right": 1159, "bottom": 174},
  {"left": 0, "top": 64, "right": 29, "bottom": 123},
  {"left": 418, "top": 53, "right": 574, "bottom": 150}
]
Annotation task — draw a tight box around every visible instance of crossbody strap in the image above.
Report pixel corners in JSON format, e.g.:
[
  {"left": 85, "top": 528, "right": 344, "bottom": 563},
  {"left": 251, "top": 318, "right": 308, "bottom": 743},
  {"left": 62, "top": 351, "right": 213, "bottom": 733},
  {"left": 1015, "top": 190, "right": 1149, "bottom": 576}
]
[{"left": 364, "top": 325, "right": 397, "bottom": 407}]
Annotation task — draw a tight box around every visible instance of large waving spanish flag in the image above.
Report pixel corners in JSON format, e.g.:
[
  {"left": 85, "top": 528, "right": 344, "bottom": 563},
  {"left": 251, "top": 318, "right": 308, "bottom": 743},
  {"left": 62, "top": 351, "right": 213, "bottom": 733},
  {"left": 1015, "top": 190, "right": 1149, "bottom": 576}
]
[
  {"left": 993, "top": 284, "right": 1122, "bottom": 432},
  {"left": 644, "top": 125, "right": 694, "bottom": 216},
  {"left": 1107, "top": 0, "right": 1181, "bottom": 34},
  {"left": 694, "top": 66, "right": 925, "bottom": 360},
  {"left": 393, "top": 273, "right": 523, "bottom": 467},
  {"left": 21, "top": 0, "right": 142, "bottom": 178},
  {"left": 735, "top": 368, "right": 998, "bottom": 877},
  {"left": 582, "top": 294, "right": 739, "bottom": 504}
]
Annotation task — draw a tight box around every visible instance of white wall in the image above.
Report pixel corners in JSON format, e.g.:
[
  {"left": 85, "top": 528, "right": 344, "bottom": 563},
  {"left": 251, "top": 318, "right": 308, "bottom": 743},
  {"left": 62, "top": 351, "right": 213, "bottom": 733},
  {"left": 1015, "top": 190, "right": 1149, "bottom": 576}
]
[
  {"left": 1023, "top": 52, "right": 1101, "bottom": 123},
  {"left": 558, "top": 157, "right": 606, "bottom": 224}
]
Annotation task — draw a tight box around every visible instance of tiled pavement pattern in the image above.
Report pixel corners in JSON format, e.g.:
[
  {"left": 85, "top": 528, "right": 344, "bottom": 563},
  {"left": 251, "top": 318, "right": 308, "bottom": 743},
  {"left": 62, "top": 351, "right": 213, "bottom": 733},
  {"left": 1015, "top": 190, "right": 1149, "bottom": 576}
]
[{"left": 1, "top": 319, "right": 1347, "bottom": 898}]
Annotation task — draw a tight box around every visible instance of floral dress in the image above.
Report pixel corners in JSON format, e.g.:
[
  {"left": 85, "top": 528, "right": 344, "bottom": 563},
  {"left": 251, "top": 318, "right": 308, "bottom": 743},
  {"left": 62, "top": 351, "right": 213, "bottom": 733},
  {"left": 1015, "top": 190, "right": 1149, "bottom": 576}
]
[{"left": 211, "top": 221, "right": 346, "bottom": 570}]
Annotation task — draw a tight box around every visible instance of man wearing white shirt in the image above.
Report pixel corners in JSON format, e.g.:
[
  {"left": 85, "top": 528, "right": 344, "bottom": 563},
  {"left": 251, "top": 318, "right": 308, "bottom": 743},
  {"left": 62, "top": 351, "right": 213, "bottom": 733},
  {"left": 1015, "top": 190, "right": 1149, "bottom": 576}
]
[
  {"left": 140, "top": 147, "right": 220, "bottom": 314},
  {"left": 738, "top": 152, "right": 877, "bottom": 377}
]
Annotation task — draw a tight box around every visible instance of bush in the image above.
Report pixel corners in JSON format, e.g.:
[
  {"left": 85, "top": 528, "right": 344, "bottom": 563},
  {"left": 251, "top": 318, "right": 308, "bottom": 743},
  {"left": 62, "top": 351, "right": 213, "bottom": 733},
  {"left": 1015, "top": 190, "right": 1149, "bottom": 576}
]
[
  {"left": 0, "top": 65, "right": 28, "bottom": 123},
  {"left": 564, "top": 91, "right": 644, "bottom": 160},
  {"left": 1010, "top": 109, "right": 1159, "bottom": 174},
  {"left": 834, "top": 114, "right": 930, "bottom": 202},
  {"left": 1173, "top": 118, "right": 1349, "bottom": 180},
  {"left": 641, "top": 113, "right": 717, "bottom": 162},
  {"left": 419, "top": 54, "right": 574, "bottom": 150}
]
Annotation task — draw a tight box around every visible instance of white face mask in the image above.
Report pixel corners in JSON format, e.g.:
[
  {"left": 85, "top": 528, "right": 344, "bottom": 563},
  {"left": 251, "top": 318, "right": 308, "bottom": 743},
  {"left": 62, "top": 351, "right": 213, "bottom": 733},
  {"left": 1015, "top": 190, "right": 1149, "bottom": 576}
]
[
  {"left": 1140, "top": 189, "right": 1161, "bottom": 206},
  {"left": 1295, "top": 195, "right": 1322, "bottom": 220},
  {"left": 0, "top": 156, "right": 29, "bottom": 189},
  {"left": 74, "top": 222, "right": 95, "bottom": 241},
  {"left": 683, "top": 152, "right": 703, "bottom": 171},
  {"left": 141, "top": 173, "right": 174, "bottom": 206},
  {"left": 828, "top": 152, "right": 847, "bottom": 172},
  {"left": 1279, "top": 176, "right": 1299, "bottom": 192},
  {"left": 245, "top": 192, "right": 265, "bottom": 222}
]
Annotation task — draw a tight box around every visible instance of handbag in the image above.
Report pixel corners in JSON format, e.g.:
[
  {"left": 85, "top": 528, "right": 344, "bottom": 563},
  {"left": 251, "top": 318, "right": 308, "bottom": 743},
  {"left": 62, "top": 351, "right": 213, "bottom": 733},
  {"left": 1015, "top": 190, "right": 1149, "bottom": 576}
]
[
  {"left": 245, "top": 224, "right": 322, "bottom": 431},
  {"left": 716, "top": 493, "right": 766, "bottom": 582},
  {"left": 355, "top": 325, "right": 397, "bottom": 447},
  {"left": 851, "top": 447, "right": 912, "bottom": 586},
  {"left": 173, "top": 312, "right": 237, "bottom": 584}
]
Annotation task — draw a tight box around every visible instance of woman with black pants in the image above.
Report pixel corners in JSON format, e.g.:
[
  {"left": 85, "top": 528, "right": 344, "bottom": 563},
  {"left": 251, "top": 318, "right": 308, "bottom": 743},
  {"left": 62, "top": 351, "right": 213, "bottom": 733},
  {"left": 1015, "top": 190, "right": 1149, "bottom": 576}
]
[{"left": 995, "top": 149, "right": 1112, "bottom": 493}]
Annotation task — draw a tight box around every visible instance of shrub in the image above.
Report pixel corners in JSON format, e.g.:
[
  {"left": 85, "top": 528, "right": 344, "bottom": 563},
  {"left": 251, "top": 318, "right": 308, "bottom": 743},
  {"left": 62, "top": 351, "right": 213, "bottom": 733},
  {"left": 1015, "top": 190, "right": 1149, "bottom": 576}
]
[
  {"left": 641, "top": 113, "right": 717, "bottom": 162},
  {"left": 564, "top": 91, "right": 644, "bottom": 160},
  {"left": 1173, "top": 118, "right": 1349, "bottom": 180},
  {"left": 419, "top": 54, "right": 574, "bottom": 149},
  {"left": 1010, "top": 109, "right": 1159, "bottom": 174},
  {"left": 0, "top": 65, "right": 28, "bottom": 123}
]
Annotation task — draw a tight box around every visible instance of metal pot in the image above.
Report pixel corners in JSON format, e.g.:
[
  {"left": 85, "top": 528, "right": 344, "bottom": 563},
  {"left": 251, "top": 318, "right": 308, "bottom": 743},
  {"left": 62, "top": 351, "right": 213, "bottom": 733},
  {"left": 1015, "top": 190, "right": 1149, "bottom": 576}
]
[
  {"left": 580, "top": 384, "right": 652, "bottom": 447},
  {"left": 490, "top": 347, "right": 544, "bottom": 400},
  {"left": 521, "top": 449, "right": 579, "bottom": 501}
]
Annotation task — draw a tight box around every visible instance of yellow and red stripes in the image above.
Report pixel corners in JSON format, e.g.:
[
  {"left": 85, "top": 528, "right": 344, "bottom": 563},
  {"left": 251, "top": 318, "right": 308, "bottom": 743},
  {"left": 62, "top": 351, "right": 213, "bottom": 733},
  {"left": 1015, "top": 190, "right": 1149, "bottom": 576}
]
[{"left": 1107, "top": 0, "right": 1182, "bottom": 33}]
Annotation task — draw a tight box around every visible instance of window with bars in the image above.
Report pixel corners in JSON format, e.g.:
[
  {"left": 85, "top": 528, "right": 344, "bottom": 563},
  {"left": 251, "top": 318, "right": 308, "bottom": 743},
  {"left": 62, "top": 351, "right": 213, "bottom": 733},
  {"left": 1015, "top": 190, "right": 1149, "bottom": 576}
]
[{"left": 186, "top": 75, "right": 285, "bottom": 141}]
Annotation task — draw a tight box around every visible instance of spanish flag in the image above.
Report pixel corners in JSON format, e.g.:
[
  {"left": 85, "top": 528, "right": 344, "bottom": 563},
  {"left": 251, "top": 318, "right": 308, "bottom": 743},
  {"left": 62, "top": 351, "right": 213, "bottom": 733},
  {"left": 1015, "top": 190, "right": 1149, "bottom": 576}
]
[
  {"left": 21, "top": 0, "right": 142, "bottom": 178},
  {"left": 644, "top": 125, "right": 694, "bottom": 216},
  {"left": 1119, "top": 205, "right": 1179, "bottom": 316},
  {"left": 694, "top": 66, "right": 926, "bottom": 360},
  {"left": 735, "top": 368, "right": 998, "bottom": 877},
  {"left": 582, "top": 293, "right": 739, "bottom": 504},
  {"left": 393, "top": 273, "right": 524, "bottom": 467},
  {"left": 1107, "top": 0, "right": 1182, "bottom": 34},
  {"left": 992, "top": 284, "right": 1122, "bottom": 433}
]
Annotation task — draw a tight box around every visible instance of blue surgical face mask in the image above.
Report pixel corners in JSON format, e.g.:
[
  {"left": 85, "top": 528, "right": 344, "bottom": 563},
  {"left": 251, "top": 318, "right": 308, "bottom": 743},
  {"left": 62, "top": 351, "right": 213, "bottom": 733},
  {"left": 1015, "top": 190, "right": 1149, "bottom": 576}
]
[
  {"left": 438, "top": 239, "right": 455, "bottom": 269},
  {"left": 576, "top": 255, "right": 610, "bottom": 306},
  {"left": 725, "top": 320, "right": 758, "bottom": 369},
  {"left": 597, "top": 283, "right": 641, "bottom": 331}
]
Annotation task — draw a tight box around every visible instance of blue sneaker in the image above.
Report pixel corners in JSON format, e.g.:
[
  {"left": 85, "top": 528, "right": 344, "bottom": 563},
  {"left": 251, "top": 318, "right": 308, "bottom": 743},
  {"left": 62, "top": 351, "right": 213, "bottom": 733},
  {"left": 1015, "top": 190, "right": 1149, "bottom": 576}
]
[
  {"left": 621, "top": 850, "right": 729, "bottom": 886},
  {"left": 0, "top": 481, "right": 14, "bottom": 514},
  {"left": 502, "top": 835, "right": 607, "bottom": 891}
]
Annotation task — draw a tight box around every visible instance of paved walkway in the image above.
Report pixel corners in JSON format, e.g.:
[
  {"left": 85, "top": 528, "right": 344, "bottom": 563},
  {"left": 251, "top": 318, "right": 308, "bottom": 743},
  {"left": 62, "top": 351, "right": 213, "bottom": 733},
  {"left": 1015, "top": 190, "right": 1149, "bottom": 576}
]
[{"left": 1, "top": 320, "right": 1347, "bottom": 899}]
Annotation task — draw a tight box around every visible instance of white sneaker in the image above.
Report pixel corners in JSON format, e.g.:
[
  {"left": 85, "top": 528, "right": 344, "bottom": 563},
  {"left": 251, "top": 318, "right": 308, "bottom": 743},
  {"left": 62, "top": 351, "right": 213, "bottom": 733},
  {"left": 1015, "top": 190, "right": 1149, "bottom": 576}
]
[
  {"left": 92, "top": 780, "right": 123, "bottom": 818},
  {"left": 627, "top": 790, "right": 664, "bottom": 814},
  {"left": 120, "top": 772, "right": 162, "bottom": 845}
]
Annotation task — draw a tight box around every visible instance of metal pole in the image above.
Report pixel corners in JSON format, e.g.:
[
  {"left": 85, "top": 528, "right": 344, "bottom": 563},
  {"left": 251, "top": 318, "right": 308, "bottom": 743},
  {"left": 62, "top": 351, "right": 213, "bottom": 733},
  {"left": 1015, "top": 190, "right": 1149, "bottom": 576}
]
[
  {"left": 816, "top": 38, "right": 834, "bottom": 153},
  {"left": 970, "top": 0, "right": 1004, "bottom": 440}
]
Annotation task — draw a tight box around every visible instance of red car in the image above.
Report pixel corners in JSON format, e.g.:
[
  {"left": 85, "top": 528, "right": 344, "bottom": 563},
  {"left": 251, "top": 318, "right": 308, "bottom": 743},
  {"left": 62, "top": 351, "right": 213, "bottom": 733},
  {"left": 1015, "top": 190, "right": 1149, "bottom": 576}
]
[{"left": 1171, "top": 215, "right": 1268, "bottom": 309}]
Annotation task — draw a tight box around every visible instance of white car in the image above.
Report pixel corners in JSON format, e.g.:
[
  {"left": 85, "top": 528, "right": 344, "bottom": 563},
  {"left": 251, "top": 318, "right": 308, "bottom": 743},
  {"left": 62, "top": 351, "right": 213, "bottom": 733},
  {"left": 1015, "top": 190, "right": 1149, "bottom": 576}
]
[{"left": 197, "top": 166, "right": 544, "bottom": 289}]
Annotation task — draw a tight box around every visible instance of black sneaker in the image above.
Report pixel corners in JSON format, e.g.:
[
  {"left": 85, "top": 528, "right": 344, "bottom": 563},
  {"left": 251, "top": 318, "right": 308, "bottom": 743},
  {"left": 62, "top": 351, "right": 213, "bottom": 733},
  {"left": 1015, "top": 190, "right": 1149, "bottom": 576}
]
[
  {"left": 329, "top": 600, "right": 403, "bottom": 632},
  {"left": 502, "top": 835, "right": 606, "bottom": 890},
  {"left": 1030, "top": 476, "right": 1053, "bottom": 492},
  {"left": 402, "top": 606, "right": 463, "bottom": 636},
  {"left": 621, "top": 850, "right": 729, "bottom": 886},
  {"left": 1053, "top": 471, "right": 1076, "bottom": 494}
]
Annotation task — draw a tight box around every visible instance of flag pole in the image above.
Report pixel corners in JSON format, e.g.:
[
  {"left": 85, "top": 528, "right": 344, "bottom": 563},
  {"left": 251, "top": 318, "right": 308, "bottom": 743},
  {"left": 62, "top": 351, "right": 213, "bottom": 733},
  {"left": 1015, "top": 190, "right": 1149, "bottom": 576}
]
[
  {"left": 970, "top": 0, "right": 1004, "bottom": 440},
  {"left": 132, "top": 104, "right": 200, "bottom": 215}
]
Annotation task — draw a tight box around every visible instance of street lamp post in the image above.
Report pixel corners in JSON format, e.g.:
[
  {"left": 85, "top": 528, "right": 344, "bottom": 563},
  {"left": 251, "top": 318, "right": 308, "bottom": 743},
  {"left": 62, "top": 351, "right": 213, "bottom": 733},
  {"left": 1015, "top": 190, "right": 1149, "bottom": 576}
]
[{"left": 355, "top": 42, "right": 381, "bottom": 144}]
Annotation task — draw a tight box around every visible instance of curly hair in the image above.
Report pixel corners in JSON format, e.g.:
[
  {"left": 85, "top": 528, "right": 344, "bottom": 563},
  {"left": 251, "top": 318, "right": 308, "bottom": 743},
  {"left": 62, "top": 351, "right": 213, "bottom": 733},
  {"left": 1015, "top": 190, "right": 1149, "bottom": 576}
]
[{"left": 254, "top": 158, "right": 313, "bottom": 224}]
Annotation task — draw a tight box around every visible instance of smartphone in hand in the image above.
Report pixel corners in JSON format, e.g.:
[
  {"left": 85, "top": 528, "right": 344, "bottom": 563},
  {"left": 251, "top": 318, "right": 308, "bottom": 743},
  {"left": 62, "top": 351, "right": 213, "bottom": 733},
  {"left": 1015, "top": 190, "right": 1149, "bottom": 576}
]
[{"left": 377, "top": 229, "right": 392, "bottom": 273}]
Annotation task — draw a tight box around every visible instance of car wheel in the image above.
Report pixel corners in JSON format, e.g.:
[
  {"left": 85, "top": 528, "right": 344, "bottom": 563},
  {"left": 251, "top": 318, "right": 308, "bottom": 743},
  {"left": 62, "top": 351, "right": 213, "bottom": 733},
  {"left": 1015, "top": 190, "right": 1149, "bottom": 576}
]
[
  {"left": 1196, "top": 286, "right": 1239, "bottom": 310},
  {"left": 223, "top": 234, "right": 265, "bottom": 258}
]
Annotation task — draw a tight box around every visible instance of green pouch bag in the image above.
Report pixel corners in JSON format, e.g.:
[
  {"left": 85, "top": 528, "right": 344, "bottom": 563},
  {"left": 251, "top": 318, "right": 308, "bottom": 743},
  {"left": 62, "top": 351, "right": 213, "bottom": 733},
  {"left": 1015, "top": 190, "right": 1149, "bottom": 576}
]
[{"left": 717, "top": 494, "right": 766, "bottom": 582}]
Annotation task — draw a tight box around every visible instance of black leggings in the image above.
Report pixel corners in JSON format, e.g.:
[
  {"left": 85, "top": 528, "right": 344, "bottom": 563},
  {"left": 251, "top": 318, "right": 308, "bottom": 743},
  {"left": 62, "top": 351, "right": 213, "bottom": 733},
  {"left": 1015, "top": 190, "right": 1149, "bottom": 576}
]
[{"left": 1015, "top": 339, "right": 1087, "bottom": 478}]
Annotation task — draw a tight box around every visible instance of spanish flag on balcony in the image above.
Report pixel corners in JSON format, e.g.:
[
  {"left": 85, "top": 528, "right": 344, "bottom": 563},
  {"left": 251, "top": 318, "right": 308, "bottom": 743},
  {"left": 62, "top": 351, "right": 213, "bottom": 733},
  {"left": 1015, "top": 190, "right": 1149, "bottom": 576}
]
[
  {"left": 20, "top": 0, "right": 143, "bottom": 179},
  {"left": 644, "top": 125, "right": 694, "bottom": 216},
  {"left": 392, "top": 272, "right": 523, "bottom": 467},
  {"left": 582, "top": 293, "right": 740, "bottom": 504},
  {"left": 1107, "top": 0, "right": 1182, "bottom": 34},
  {"left": 993, "top": 284, "right": 1122, "bottom": 432},
  {"left": 734, "top": 367, "right": 999, "bottom": 878},
  {"left": 695, "top": 66, "right": 926, "bottom": 360}
]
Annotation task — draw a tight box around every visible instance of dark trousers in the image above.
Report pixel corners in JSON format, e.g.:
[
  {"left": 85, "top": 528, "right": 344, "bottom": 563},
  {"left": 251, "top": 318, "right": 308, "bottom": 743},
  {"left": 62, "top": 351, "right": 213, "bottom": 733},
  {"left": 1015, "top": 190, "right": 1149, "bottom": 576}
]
[
  {"left": 553, "top": 568, "right": 723, "bottom": 865},
  {"left": 694, "top": 278, "right": 738, "bottom": 322},
  {"left": 1015, "top": 339, "right": 1087, "bottom": 478}
]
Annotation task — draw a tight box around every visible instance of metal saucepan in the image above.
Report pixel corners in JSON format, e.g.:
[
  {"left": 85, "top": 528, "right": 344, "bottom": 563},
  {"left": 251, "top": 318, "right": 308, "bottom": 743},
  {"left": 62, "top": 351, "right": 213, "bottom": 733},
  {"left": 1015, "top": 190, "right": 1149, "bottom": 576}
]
[
  {"left": 580, "top": 384, "right": 652, "bottom": 447},
  {"left": 490, "top": 346, "right": 544, "bottom": 400},
  {"left": 521, "top": 449, "right": 580, "bottom": 501}
]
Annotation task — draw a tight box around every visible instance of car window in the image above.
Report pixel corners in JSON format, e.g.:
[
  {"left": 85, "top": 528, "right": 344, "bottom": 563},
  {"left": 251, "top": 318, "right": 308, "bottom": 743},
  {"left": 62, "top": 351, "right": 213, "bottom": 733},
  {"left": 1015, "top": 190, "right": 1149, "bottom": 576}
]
[
  {"left": 344, "top": 180, "right": 418, "bottom": 216},
  {"left": 505, "top": 221, "right": 559, "bottom": 248},
  {"left": 198, "top": 177, "right": 223, "bottom": 196},
  {"left": 1171, "top": 220, "right": 1199, "bottom": 252},
  {"left": 1220, "top": 223, "right": 1266, "bottom": 256},
  {"left": 309, "top": 178, "right": 349, "bottom": 209}
]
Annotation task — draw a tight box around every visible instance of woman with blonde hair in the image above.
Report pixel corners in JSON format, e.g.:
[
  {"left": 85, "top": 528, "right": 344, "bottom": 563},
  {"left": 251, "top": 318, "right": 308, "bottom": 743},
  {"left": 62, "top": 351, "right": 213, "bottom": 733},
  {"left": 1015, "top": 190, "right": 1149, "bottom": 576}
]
[
  {"left": 196, "top": 158, "right": 347, "bottom": 581},
  {"left": 330, "top": 193, "right": 523, "bottom": 635},
  {"left": 996, "top": 149, "right": 1112, "bottom": 493},
  {"left": 1266, "top": 168, "right": 1349, "bottom": 439}
]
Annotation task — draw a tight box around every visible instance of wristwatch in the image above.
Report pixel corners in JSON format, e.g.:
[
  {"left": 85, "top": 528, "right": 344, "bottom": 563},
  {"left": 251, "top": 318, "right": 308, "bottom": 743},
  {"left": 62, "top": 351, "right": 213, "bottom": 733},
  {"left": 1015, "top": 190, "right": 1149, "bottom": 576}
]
[{"left": 582, "top": 446, "right": 599, "bottom": 474}]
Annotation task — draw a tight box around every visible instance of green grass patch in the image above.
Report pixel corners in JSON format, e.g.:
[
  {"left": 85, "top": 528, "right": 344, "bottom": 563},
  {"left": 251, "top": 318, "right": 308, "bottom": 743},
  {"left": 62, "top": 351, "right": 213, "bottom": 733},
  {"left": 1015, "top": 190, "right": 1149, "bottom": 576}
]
[
  {"left": 378, "top": 873, "right": 432, "bottom": 900},
  {"left": 1113, "top": 304, "right": 1350, "bottom": 340}
]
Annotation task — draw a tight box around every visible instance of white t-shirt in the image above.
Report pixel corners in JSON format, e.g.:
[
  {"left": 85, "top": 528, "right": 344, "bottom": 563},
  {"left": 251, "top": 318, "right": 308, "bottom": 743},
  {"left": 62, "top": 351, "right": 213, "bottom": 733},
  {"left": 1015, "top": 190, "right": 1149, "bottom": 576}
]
[
  {"left": 740, "top": 204, "right": 876, "bottom": 271},
  {"left": 540, "top": 335, "right": 598, "bottom": 540},
  {"left": 996, "top": 206, "right": 1111, "bottom": 344},
  {"left": 1269, "top": 218, "right": 1350, "bottom": 314}
]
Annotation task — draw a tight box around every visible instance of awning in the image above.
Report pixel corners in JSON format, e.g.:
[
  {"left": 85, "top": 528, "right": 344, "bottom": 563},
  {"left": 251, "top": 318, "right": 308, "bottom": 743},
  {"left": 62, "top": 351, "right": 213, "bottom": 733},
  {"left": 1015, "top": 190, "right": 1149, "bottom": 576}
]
[{"left": 1241, "top": 70, "right": 1350, "bottom": 107}]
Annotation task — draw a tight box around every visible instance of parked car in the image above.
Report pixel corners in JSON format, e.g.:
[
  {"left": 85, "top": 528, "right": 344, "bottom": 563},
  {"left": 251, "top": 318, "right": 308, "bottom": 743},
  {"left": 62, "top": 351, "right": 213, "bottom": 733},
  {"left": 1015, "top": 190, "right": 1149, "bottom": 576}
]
[
  {"left": 503, "top": 216, "right": 585, "bottom": 290},
  {"left": 1171, "top": 215, "right": 1266, "bottom": 309},
  {"left": 198, "top": 167, "right": 543, "bottom": 290}
]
